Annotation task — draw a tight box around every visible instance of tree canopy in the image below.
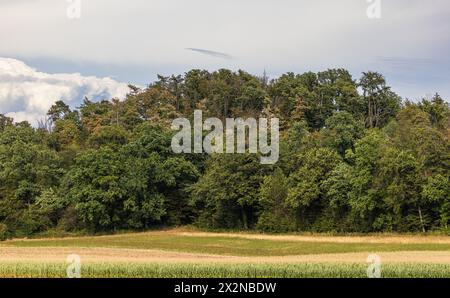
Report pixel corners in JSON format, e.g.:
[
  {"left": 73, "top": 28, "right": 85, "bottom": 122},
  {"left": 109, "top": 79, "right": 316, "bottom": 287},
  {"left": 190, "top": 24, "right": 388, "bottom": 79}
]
[{"left": 0, "top": 68, "right": 449, "bottom": 238}]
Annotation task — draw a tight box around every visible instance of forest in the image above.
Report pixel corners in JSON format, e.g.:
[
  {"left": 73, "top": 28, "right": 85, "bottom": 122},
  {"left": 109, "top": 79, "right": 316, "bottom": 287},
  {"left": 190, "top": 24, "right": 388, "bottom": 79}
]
[{"left": 0, "top": 68, "right": 449, "bottom": 239}]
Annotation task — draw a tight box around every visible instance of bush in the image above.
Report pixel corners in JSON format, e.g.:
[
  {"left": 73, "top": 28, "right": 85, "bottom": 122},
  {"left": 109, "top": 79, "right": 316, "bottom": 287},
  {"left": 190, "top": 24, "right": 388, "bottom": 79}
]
[
  {"left": 0, "top": 223, "right": 10, "bottom": 241},
  {"left": 58, "top": 206, "right": 80, "bottom": 231}
]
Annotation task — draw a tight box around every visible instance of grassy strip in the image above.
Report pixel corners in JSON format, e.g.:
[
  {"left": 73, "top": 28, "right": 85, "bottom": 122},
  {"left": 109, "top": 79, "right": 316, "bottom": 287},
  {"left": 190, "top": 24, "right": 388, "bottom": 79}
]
[
  {"left": 1, "top": 263, "right": 449, "bottom": 278},
  {"left": 4, "top": 234, "right": 450, "bottom": 256}
]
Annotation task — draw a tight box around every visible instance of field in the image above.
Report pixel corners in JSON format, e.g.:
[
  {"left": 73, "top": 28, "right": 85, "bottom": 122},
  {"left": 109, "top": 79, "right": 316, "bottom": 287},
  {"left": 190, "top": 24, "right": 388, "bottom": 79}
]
[{"left": 1, "top": 228, "right": 450, "bottom": 278}]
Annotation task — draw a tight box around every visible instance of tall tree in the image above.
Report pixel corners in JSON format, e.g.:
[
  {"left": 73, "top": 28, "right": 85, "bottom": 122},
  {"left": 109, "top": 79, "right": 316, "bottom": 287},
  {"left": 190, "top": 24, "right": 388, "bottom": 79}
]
[{"left": 359, "top": 72, "right": 401, "bottom": 128}]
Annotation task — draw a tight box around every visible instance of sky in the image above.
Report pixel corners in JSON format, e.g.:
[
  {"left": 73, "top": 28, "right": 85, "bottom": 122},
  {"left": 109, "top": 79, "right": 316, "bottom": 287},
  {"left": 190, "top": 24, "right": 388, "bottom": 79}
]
[{"left": 1, "top": 0, "right": 449, "bottom": 125}]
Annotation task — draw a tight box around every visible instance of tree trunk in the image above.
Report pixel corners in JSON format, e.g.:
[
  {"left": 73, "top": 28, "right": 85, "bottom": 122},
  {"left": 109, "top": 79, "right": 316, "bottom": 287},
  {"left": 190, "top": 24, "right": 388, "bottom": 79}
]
[
  {"left": 418, "top": 206, "right": 426, "bottom": 233},
  {"left": 241, "top": 207, "right": 248, "bottom": 230}
]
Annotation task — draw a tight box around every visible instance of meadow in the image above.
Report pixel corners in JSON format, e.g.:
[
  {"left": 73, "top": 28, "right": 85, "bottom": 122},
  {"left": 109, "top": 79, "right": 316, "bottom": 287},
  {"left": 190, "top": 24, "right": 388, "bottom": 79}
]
[{"left": 1, "top": 228, "right": 449, "bottom": 278}]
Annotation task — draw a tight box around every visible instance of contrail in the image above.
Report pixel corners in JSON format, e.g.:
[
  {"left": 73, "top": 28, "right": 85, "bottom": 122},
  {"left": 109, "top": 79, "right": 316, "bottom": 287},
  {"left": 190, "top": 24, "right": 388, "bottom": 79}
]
[{"left": 186, "top": 48, "right": 233, "bottom": 60}]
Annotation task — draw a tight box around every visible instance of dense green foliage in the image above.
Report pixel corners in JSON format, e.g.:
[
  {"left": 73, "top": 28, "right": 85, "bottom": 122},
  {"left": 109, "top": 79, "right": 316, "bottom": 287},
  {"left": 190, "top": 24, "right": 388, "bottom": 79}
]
[{"left": 0, "top": 69, "right": 449, "bottom": 237}]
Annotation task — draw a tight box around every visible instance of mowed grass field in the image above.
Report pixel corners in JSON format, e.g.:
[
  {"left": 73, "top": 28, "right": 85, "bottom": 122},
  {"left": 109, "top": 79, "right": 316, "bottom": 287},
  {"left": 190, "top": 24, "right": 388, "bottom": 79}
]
[{"left": 1, "top": 228, "right": 450, "bottom": 278}]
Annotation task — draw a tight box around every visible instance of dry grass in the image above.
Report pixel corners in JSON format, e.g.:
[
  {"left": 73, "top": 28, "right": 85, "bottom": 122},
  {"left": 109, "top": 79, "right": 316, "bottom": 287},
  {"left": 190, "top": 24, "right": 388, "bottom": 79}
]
[
  {"left": 9, "top": 227, "right": 450, "bottom": 244},
  {"left": 1, "top": 228, "right": 449, "bottom": 267},
  {"left": 175, "top": 229, "right": 450, "bottom": 244},
  {"left": 1, "top": 247, "right": 450, "bottom": 265},
  {"left": 1, "top": 229, "right": 449, "bottom": 278}
]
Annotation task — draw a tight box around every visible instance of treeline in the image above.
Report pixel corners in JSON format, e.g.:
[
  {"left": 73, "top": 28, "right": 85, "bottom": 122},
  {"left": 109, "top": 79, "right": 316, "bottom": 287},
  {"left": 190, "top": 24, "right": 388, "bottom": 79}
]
[{"left": 0, "top": 69, "right": 449, "bottom": 239}]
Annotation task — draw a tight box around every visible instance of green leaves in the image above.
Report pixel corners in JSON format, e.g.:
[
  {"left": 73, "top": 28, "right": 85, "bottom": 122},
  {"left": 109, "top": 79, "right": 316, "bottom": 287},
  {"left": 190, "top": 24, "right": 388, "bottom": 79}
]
[
  {"left": 63, "top": 124, "right": 199, "bottom": 231},
  {"left": 0, "top": 67, "right": 449, "bottom": 236},
  {"left": 190, "top": 154, "right": 268, "bottom": 229},
  {"left": 324, "top": 111, "right": 364, "bottom": 155},
  {"left": 359, "top": 71, "right": 401, "bottom": 128}
]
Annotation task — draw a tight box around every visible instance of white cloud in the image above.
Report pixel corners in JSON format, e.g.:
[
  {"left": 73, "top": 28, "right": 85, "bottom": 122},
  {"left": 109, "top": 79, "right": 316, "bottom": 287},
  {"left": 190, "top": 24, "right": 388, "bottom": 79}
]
[
  {"left": 0, "top": 57, "right": 129, "bottom": 125},
  {"left": 1, "top": 0, "right": 449, "bottom": 68},
  {"left": 0, "top": 0, "right": 449, "bottom": 100}
]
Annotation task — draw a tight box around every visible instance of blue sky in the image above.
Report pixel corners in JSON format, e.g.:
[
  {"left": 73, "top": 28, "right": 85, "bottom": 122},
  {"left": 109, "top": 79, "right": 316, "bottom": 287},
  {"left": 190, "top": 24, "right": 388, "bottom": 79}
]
[{"left": 1, "top": 0, "right": 449, "bottom": 124}]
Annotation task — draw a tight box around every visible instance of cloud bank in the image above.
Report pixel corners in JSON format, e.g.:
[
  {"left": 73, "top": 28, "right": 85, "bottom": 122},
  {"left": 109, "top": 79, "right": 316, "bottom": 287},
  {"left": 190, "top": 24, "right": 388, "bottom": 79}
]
[
  {"left": 0, "top": 58, "right": 129, "bottom": 125},
  {"left": 0, "top": 0, "right": 449, "bottom": 102}
]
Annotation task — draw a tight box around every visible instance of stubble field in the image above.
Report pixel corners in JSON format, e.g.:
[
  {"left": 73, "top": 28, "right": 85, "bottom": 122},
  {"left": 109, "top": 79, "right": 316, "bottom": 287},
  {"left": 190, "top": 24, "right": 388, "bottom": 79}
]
[{"left": 0, "top": 228, "right": 449, "bottom": 278}]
